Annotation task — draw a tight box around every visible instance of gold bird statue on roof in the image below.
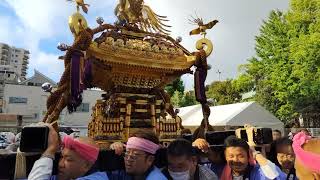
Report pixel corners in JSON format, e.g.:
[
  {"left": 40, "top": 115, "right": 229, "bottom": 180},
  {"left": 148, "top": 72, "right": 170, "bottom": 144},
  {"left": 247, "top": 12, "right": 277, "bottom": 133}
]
[
  {"left": 114, "top": 0, "right": 171, "bottom": 34},
  {"left": 67, "top": 0, "right": 90, "bottom": 14},
  {"left": 189, "top": 17, "right": 218, "bottom": 36}
]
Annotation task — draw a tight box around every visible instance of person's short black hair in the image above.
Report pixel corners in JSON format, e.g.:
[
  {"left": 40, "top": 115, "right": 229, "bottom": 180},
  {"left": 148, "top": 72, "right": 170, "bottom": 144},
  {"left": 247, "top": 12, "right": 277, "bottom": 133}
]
[
  {"left": 167, "top": 138, "right": 195, "bottom": 157},
  {"left": 224, "top": 135, "right": 249, "bottom": 153},
  {"left": 273, "top": 129, "right": 282, "bottom": 135},
  {"left": 180, "top": 128, "right": 192, "bottom": 135},
  {"left": 275, "top": 137, "right": 292, "bottom": 152}
]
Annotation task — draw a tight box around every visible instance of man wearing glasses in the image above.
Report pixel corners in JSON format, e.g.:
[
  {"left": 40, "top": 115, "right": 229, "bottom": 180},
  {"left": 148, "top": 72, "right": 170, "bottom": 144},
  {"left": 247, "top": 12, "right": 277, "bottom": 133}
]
[{"left": 108, "top": 130, "right": 167, "bottom": 180}]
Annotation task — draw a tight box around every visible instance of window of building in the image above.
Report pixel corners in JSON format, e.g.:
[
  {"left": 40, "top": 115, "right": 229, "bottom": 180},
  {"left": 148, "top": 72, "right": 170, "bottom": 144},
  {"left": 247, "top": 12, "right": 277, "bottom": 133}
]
[
  {"left": 76, "top": 103, "right": 89, "bottom": 112},
  {"left": 15, "top": 55, "right": 18, "bottom": 57},
  {"left": 9, "top": 97, "right": 28, "bottom": 104}
]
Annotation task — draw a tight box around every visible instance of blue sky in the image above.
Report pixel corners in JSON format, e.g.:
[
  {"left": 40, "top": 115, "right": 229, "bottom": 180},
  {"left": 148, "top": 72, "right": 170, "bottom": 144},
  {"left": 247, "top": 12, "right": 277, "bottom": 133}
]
[
  {"left": 0, "top": 0, "right": 289, "bottom": 90},
  {"left": 0, "top": 0, "right": 116, "bottom": 81}
]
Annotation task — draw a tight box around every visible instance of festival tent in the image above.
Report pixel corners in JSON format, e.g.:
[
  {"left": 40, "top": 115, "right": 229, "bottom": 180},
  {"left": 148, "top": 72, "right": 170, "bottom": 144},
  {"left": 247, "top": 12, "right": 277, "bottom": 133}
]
[{"left": 179, "top": 101, "right": 284, "bottom": 131}]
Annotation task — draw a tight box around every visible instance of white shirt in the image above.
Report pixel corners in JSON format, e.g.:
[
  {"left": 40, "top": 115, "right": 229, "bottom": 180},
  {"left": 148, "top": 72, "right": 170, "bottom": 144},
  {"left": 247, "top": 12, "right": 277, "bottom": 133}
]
[{"left": 28, "top": 157, "right": 53, "bottom": 180}]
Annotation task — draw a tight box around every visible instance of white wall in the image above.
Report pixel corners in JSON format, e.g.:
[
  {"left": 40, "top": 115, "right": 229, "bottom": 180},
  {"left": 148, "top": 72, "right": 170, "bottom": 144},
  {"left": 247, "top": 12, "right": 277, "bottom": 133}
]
[
  {"left": 3, "top": 84, "right": 47, "bottom": 124},
  {"left": 60, "top": 90, "right": 104, "bottom": 126},
  {"left": 3, "top": 84, "right": 104, "bottom": 127}
]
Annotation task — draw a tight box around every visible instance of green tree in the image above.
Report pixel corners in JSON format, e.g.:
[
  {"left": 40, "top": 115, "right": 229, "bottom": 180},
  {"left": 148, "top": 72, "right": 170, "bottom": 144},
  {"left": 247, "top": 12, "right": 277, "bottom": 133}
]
[
  {"left": 171, "top": 90, "right": 183, "bottom": 107},
  {"left": 171, "top": 90, "right": 198, "bottom": 107},
  {"left": 207, "top": 80, "right": 241, "bottom": 105},
  {"left": 180, "top": 91, "right": 197, "bottom": 107},
  {"left": 237, "top": 0, "right": 320, "bottom": 123},
  {"left": 165, "top": 78, "right": 185, "bottom": 97}
]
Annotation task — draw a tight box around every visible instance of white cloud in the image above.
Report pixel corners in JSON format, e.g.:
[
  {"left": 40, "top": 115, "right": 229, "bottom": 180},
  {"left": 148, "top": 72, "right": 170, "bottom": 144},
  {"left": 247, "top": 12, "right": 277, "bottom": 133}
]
[
  {"left": 145, "top": 0, "right": 289, "bottom": 90},
  {"left": 31, "top": 52, "right": 65, "bottom": 81},
  {"left": 1, "top": 0, "right": 117, "bottom": 82},
  {"left": 5, "top": 0, "right": 75, "bottom": 39},
  {"left": 1, "top": 0, "right": 289, "bottom": 90},
  {"left": 0, "top": 16, "right": 12, "bottom": 44}
]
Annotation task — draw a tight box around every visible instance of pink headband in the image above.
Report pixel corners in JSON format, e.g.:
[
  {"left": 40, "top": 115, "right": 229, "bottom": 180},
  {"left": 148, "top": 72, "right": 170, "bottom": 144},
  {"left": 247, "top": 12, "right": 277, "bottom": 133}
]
[
  {"left": 292, "top": 132, "right": 320, "bottom": 172},
  {"left": 126, "top": 137, "right": 160, "bottom": 154},
  {"left": 62, "top": 135, "right": 99, "bottom": 163}
]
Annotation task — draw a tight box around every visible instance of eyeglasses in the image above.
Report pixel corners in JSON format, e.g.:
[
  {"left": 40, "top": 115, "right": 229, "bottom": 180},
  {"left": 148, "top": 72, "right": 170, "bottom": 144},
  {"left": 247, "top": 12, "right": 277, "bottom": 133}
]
[
  {"left": 124, "top": 151, "right": 147, "bottom": 162},
  {"left": 277, "top": 153, "right": 295, "bottom": 160}
]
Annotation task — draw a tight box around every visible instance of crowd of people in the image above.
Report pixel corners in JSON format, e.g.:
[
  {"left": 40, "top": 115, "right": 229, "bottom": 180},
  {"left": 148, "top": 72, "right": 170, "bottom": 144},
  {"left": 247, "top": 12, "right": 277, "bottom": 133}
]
[
  {"left": 0, "top": 131, "right": 20, "bottom": 152},
  {"left": 20, "top": 124, "right": 320, "bottom": 180}
]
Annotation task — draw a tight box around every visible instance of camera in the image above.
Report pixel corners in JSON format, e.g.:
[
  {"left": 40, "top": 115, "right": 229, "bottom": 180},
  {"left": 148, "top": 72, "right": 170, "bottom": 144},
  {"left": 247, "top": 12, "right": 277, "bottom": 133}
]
[
  {"left": 181, "top": 134, "right": 193, "bottom": 142},
  {"left": 205, "top": 131, "right": 236, "bottom": 146},
  {"left": 20, "top": 126, "right": 49, "bottom": 152},
  {"left": 236, "top": 127, "right": 273, "bottom": 145}
]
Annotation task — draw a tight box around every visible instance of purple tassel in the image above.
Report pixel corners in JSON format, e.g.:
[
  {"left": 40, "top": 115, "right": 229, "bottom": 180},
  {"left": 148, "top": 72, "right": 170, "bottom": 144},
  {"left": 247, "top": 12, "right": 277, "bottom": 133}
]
[
  {"left": 68, "top": 51, "right": 84, "bottom": 113},
  {"left": 83, "top": 59, "right": 93, "bottom": 88},
  {"left": 194, "top": 68, "right": 207, "bottom": 104}
]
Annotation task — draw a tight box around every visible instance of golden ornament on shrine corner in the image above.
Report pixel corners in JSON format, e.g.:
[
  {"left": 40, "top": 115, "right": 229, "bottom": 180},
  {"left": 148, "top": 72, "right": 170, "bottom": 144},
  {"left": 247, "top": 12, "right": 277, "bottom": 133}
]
[{"left": 68, "top": 12, "right": 88, "bottom": 36}]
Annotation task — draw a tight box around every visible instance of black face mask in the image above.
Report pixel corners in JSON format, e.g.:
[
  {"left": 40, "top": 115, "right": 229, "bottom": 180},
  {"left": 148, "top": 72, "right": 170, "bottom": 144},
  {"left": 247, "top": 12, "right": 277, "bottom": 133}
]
[
  {"left": 230, "top": 161, "right": 246, "bottom": 167},
  {"left": 229, "top": 162, "right": 253, "bottom": 179},
  {"left": 280, "top": 160, "right": 294, "bottom": 168}
]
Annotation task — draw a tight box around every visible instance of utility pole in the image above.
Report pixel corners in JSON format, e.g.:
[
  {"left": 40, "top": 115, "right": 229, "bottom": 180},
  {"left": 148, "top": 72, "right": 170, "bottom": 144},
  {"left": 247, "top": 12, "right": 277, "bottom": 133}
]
[{"left": 216, "top": 69, "right": 221, "bottom": 81}]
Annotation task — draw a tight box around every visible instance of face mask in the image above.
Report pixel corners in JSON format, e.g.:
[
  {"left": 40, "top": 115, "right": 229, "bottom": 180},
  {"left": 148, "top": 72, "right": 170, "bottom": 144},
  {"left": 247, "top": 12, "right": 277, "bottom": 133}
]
[{"left": 168, "top": 169, "right": 190, "bottom": 180}]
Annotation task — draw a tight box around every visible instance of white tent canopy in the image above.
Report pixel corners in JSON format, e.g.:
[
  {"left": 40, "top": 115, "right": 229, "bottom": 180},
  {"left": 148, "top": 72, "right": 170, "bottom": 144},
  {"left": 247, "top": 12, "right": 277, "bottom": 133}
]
[{"left": 179, "top": 102, "right": 284, "bottom": 131}]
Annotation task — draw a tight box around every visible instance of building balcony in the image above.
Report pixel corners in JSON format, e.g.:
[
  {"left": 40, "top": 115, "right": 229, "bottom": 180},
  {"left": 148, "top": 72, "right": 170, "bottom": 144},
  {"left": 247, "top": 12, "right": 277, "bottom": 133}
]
[
  {"left": 0, "top": 57, "right": 8, "bottom": 61},
  {"left": 1, "top": 48, "right": 9, "bottom": 52},
  {"left": 1, "top": 44, "right": 10, "bottom": 49},
  {"left": 1, "top": 51, "right": 8, "bottom": 56}
]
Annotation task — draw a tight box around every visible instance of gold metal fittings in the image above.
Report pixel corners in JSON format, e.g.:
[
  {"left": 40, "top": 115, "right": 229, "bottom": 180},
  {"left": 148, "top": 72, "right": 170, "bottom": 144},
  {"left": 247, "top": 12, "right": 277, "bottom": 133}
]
[
  {"left": 69, "top": 12, "right": 88, "bottom": 36},
  {"left": 196, "top": 38, "right": 213, "bottom": 57}
]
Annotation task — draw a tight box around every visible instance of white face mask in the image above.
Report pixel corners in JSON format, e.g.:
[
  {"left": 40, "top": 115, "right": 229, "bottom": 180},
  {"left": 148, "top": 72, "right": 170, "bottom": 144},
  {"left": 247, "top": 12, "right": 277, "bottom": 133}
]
[{"left": 168, "top": 170, "right": 190, "bottom": 180}]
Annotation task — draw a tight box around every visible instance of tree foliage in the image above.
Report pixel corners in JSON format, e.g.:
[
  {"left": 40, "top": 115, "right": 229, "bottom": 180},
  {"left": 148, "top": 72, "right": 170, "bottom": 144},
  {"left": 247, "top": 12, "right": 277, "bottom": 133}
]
[
  {"left": 207, "top": 80, "right": 241, "bottom": 105},
  {"left": 238, "top": 0, "right": 320, "bottom": 123},
  {"left": 171, "top": 90, "right": 197, "bottom": 107},
  {"left": 165, "top": 78, "right": 185, "bottom": 97}
]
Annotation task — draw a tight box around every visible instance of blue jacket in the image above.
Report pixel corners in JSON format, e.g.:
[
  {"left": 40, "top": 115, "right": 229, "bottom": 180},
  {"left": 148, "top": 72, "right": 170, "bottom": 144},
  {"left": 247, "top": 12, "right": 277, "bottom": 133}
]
[
  {"left": 50, "top": 172, "right": 108, "bottom": 180},
  {"left": 107, "top": 166, "right": 167, "bottom": 180},
  {"left": 211, "top": 163, "right": 284, "bottom": 180},
  {"left": 278, "top": 168, "right": 298, "bottom": 180}
]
